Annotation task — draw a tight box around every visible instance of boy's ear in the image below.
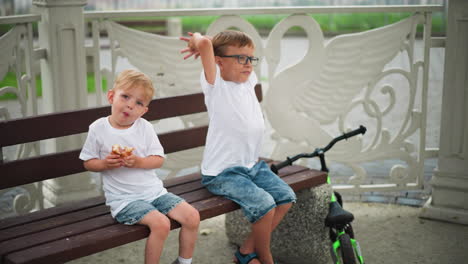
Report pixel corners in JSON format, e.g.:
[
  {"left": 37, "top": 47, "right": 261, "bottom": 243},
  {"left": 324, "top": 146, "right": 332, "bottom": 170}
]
[
  {"left": 215, "top": 56, "right": 222, "bottom": 66},
  {"left": 107, "top": 89, "right": 115, "bottom": 104}
]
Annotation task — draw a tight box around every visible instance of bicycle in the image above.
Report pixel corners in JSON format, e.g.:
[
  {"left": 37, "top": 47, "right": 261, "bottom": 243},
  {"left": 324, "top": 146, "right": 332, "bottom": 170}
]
[{"left": 270, "top": 125, "right": 367, "bottom": 264}]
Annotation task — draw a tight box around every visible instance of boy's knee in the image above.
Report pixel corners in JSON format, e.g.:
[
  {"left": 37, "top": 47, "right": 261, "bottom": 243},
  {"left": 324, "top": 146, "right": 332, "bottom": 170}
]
[
  {"left": 155, "top": 219, "right": 171, "bottom": 238},
  {"left": 184, "top": 207, "right": 200, "bottom": 229},
  {"left": 145, "top": 211, "right": 171, "bottom": 236}
]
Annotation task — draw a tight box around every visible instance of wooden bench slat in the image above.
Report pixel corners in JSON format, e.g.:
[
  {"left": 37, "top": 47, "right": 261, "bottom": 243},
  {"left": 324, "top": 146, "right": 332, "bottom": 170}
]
[
  {"left": 163, "top": 172, "right": 202, "bottom": 186},
  {"left": 0, "top": 171, "right": 204, "bottom": 231},
  {"left": 0, "top": 150, "right": 84, "bottom": 190},
  {"left": 193, "top": 195, "right": 241, "bottom": 220},
  {"left": 0, "top": 174, "right": 208, "bottom": 243},
  {"left": 0, "top": 126, "right": 208, "bottom": 190},
  {"left": 0, "top": 196, "right": 106, "bottom": 230},
  {"left": 0, "top": 107, "right": 109, "bottom": 148},
  {"left": 0, "top": 93, "right": 204, "bottom": 148},
  {"left": 4, "top": 224, "right": 148, "bottom": 264},
  {"left": 0, "top": 174, "right": 209, "bottom": 242},
  {"left": 0, "top": 180, "right": 208, "bottom": 243},
  {"left": 0, "top": 204, "right": 109, "bottom": 242},
  {"left": 158, "top": 126, "right": 207, "bottom": 154},
  {"left": 0, "top": 85, "right": 261, "bottom": 148},
  {"left": 0, "top": 214, "right": 115, "bottom": 259}
]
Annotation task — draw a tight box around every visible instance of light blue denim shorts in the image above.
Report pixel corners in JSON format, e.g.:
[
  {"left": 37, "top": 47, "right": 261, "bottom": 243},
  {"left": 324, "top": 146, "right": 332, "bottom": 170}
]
[
  {"left": 202, "top": 160, "right": 296, "bottom": 223},
  {"left": 115, "top": 192, "right": 184, "bottom": 225}
]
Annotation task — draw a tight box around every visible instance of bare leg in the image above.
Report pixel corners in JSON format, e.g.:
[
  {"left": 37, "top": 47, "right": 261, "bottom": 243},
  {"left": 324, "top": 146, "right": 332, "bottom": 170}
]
[
  {"left": 167, "top": 202, "right": 200, "bottom": 259},
  {"left": 270, "top": 203, "right": 292, "bottom": 230},
  {"left": 138, "top": 211, "right": 171, "bottom": 264},
  {"left": 239, "top": 203, "right": 293, "bottom": 264}
]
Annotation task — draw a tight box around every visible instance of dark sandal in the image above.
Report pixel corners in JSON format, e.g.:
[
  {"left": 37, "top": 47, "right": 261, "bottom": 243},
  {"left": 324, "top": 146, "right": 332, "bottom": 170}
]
[{"left": 234, "top": 249, "right": 258, "bottom": 264}]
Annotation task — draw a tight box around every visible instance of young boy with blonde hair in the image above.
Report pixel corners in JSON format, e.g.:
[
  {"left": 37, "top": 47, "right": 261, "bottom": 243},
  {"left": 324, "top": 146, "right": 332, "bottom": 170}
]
[
  {"left": 180, "top": 31, "right": 296, "bottom": 264},
  {"left": 80, "top": 69, "right": 200, "bottom": 264}
]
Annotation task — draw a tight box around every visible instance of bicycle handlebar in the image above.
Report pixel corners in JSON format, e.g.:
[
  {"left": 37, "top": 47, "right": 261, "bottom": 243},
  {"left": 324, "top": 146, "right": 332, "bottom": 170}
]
[{"left": 270, "top": 125, "right": 367, "bottom": 174}]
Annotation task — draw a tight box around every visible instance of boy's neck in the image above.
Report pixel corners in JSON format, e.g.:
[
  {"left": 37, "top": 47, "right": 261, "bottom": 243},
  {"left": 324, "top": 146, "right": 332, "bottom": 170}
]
[{"left": 108, "top": 116, "right": 135, "bottom": 130}]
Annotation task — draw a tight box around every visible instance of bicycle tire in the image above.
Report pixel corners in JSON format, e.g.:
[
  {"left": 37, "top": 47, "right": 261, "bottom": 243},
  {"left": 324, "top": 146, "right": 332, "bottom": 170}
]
[
  {"left": 339, "top": 234, "right": 357, "bottom": 264},
  {"left": 334, "top": 191, "right": 343, "bottom": 206},
  {"left": 329, "top": 228, "right": 337, "bottom": 242}
]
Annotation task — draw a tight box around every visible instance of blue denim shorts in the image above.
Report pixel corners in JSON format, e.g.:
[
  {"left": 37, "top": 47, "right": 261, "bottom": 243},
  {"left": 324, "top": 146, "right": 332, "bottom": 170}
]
[
  {"left": 115, "top": 192, "right": 184, "bottom": 225},
  {"left": 202, "top": 160, "right": 296, "bottom": 223}
]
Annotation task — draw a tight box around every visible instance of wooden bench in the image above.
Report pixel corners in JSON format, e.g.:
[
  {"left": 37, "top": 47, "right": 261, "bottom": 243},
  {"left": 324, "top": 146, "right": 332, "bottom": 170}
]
[{"left": 0, "top": 84, "right": 327, "bottom": 264}]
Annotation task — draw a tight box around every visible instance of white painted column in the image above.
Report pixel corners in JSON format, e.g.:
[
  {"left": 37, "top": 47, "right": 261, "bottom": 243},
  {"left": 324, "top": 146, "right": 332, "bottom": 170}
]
[
  {"left": 421, "top": 0, "right": 468, "bottom": 225},
  {"left": 33, "top": 0, "right": 100, "bottom": 207},
  {"left": 167, "top": 17, "right": 182, "bottom": 37}
]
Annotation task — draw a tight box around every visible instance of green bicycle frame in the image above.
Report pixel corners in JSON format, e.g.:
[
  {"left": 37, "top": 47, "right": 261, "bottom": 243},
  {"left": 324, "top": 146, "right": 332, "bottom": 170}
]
[
  {"left": 327, "top": 176, "right": 338, "bottom": 203},
  {"left": 327, "top": 176, "right": 365, "bottom": 264},
  {"left": 331, "top": 231, "right": 365, "bottom": 264}
]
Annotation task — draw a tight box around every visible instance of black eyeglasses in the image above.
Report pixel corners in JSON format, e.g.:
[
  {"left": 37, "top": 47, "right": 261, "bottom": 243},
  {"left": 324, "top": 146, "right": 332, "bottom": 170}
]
[{"left": 219, "top": 55, "right": 259, "bottom": 66}]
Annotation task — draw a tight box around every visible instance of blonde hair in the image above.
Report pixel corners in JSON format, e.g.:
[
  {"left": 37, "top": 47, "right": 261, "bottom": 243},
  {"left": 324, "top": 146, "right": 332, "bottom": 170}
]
[
  {"left": 113, "top": 69, "right": 154, "bottom": 102},
  {"left": 212, "top": 30, "right": 255, "bottom": 56}
]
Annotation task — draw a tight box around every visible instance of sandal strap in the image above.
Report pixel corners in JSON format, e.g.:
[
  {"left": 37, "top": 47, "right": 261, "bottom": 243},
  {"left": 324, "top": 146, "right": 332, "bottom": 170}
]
[{"left": 235, "top": 250, "right": 258, "bottom": 264}]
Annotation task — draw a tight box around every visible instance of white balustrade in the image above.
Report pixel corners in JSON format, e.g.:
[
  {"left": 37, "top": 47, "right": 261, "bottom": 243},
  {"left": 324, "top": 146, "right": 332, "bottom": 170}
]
[{"left": 0, "top": 15, "right": 43, "bottom": 217}]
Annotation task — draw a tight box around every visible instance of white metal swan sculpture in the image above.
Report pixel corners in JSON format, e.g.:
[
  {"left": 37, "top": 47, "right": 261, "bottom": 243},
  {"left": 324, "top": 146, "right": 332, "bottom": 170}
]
[{"left": 263, "top": 14, "right": 420, "bottom": 167}]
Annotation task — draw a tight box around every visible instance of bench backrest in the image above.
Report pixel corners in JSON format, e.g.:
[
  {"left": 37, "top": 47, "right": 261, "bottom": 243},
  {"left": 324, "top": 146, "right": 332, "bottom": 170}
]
[{"left": 0, "top": 85, "right": 262, "bottom": 190}]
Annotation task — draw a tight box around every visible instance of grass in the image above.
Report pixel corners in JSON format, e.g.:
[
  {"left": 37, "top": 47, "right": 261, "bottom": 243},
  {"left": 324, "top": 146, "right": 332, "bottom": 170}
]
[
  {"left": 0, "top": 72, "right": 107, "bottom": 101},
  {"left": 180, "top": 12, "right": 445, "bottom": 35}
]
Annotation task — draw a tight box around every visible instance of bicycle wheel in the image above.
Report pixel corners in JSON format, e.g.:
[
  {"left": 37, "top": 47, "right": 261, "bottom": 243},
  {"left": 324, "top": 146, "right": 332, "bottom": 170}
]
[
  {"left": 338, "top": 234, "right": 357, "bottom": 264},
  {"left": 334, "top": 191, "right": 343, "bottom": 206}
]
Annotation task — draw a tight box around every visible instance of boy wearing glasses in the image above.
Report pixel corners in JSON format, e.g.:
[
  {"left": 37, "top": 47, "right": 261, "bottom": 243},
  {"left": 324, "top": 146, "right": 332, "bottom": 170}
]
[{"left": 180, "top": 30, "right": 296, "bottom": 264}]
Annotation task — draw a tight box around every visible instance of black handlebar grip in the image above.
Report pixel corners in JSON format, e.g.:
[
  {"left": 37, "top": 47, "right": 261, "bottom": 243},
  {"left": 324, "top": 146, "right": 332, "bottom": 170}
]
[
  {"left": 343, "top": 125, "right": 367, "bottom": 139},
  {"left": 270, "top": 159, "right": 292, "bottom": 175}
]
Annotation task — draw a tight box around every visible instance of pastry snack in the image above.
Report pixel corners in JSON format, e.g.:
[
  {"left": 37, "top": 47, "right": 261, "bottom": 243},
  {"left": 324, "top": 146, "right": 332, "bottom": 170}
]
[{"left": 111, "top": 144, "right": 134, "bottom": 158}]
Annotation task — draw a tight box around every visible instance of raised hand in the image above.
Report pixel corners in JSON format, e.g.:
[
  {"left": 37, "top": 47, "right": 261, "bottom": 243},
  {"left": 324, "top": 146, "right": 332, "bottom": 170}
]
[{"left": 180, "top": 32, "right": 201, "bottom": 60}]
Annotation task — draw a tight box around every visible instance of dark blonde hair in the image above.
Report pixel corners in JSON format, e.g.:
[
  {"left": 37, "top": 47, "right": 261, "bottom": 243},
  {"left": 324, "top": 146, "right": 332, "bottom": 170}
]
[
  {"left": 113, "top": 69, "right": 154, "bottom": 102},
  {"left": 212, "top": 30, "right": 255, "bottom": 56}
]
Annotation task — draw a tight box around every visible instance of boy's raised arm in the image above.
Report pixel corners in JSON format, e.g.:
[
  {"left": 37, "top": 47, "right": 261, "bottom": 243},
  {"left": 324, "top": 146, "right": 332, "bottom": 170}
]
[{"left": 180, "top": 32, "right": 216, "bottom": 85}]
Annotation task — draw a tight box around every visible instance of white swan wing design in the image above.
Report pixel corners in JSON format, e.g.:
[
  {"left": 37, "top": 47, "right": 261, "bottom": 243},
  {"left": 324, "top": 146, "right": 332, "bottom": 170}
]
[
  {"left": 296, "top": 15, "right": 419, "bottom": 124},
  {"left": 105, "top": 21, "right": 202, "bottom": 96}
]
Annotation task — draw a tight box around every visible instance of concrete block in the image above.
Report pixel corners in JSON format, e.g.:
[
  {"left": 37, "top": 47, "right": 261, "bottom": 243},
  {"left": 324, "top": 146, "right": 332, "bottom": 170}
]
[{"left": 225, "top": 184, "right": 332, "bottom": 264}]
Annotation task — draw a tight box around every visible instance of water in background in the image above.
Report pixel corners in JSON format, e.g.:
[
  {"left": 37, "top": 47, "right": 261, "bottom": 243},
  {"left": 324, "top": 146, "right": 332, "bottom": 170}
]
[
  {"left": 4, "top": 0, "right": 444, "bottom": 15},
  {"left": 84, "top": 0, "right": 444, "bottom": 11}
]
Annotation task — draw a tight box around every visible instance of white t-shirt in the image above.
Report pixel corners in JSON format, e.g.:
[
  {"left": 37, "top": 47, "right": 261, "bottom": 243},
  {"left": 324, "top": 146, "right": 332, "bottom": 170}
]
[
  {"left": 200, "top": 66, "right": 265, "bottom": 176},
  {"left": 79, "top": 117, "right": 167, "bottom": 217}
]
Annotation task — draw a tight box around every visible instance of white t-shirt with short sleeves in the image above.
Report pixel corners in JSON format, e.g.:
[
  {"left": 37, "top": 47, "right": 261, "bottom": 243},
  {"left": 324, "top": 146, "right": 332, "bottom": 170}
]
[
  {"left": 200, "top": 65, "right": 265, "bottom": 176},
  {"left": 79, "top": 117, "right": 167, "bottom": 217}
]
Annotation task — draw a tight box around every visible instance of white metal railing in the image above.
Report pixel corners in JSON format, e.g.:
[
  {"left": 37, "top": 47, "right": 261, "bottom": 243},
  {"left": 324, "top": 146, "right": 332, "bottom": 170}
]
[
  {"left": 84, "top": 5, "right": 443, "bottom": 18},
  {"left": 0, "top": 5, "right": 444, "bottom": 218},
  {"left": 0, "top": 14, "right": 43, "bottom": 218}
]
